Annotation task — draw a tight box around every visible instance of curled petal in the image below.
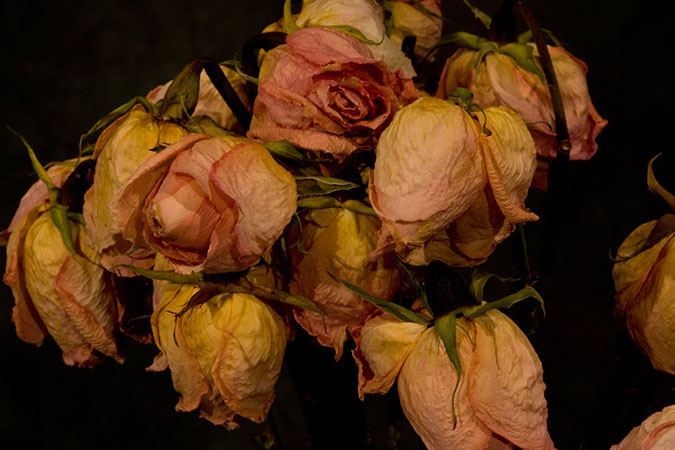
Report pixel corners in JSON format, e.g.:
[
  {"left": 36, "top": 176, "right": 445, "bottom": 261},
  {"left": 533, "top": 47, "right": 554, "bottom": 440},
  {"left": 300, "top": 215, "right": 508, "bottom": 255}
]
[{"left": 611, "top": 405, "right": 675, "bottom": 450}]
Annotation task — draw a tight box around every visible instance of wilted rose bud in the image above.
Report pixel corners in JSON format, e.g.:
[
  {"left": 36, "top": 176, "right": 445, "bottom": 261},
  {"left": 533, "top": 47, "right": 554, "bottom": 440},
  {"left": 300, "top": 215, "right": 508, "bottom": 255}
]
[
  {"left": 353, "top": 310, "right": 554, "bottom": 449},
  {"left": 151, "top": 284, "right": 287, "bottom": 428},
  {"left": 147, "top": 64, "right": 251, "bottom": 133},
  {"left": 5, "top": 206, "right": 121, "bottom": 367},
  {"left": 289, "top": 206, "right": 399, "bottom": 359},
  {"left": 388, "top": 0, "right": 443, "bottom": 59},
  {"left": 437, "top": 46, "right": 607, "bottom": 189},
  {"left": 613, "top": 216, "right": 675, "bottom": 374},
  {"left": 248, "top": 27, "right": 419, "bottom": 160},
  {"left": 611, "top": 405, "right": 675, "bottom": 449},
  {"left": 370, "top": 96, "right": 538, "bottom": 266},
  {"left": 82, "top": 105, "right": 188, "bottom": 273},
  {"left": 114, "top": 134, "right": 297, "bottom": 274}
]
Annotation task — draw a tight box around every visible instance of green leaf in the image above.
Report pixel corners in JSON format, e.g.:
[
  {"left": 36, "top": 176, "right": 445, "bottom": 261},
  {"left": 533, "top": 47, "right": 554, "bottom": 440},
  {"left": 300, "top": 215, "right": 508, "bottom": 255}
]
[
  {"left": 264, "top": 140, "right": 317, "bottom": 164},
  {"left": 160, "top": 58, "right": 206, "bottom": 119},
  {"left": 67, "top": 212, "right": 86, "bottom": 226},
  {"left": 500, "top": 43, "right": 546, "bottom": 84},
  {"left": 245, "top": 281, "right": 323, "bottom": 315},
  {"left": 297, "top": 196, "right": 342, "bottom": 210},
  {"left": 647, "top": 153, "right": 675, "bottom": 213},
  {"left": 296, "top": 176, "right": 360, "bottom": 197},
  {"left": 463, "top": 285, "right": 545, "bottom": 319},
  {"left": 324, "top": 25, "right": 384, "bottom": 45},
  {"left": 468, "top": 270, "right": 516, "bottom": 303},
  {"left": 121, "top": 265, "right": 204, "bottom": 284},
  {"left": 283, "top": 0, "right": 300, "bottom": 33},
  {"left": 462, "top": 0, "right": 492, "bottom": 29},
  {"left": 434, "top": 313, "right": 461, "bottom": 427},
  {"left": 329, "top": 273, "right": 429, "bottom": 324},
  {"left": 49, "top": 205, "right": 76, "bottom": 255},
  {"left": 517, "top": 30, "right": 533, "bottom": 44},
  {"left": 341, "top": 199, "right": 378, "bottom": 217},
  {"left": 395, "top": 255, "right": 432, "bottom": 315},
  {"left": 9, "top": 127, "right": 57, "bottom": 191},
  {"left": 435, "top": 31, "right": 487, "bottom": 50}
]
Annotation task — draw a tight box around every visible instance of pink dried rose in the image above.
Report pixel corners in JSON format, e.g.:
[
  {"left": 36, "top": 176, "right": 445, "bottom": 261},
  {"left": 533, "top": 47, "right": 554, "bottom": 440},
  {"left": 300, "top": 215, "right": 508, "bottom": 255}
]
[
  {"left": 370, "top": 96, "right": 538, "bottom": 266},
  {"left": 114, "top": 134, "right": 297, "bottom": 274},
  {"left": 247, "top": 27, "right": 419, "bottom": 159},
  {"left": 289, "top": 205, "right": 399, "bottom": 359},
  {"left": 388, "top": 0, "right": 443, "bottom": 59},
  {"left": 612, "top": 216, "right": 675, "bottom": 374},
  {"left": 611, "top": 405, "right": 675, "bottom": 449},
  {"left": 353, "top": 310, "right": 554, "bottom": 449},
  {"left": 150, "top": 284, "right": 287, "bottom": 428},
  {"left": 437, "top": 46, "right": 608, "bottom": 190},
  {"left": 4, "top": 203, "right": 121, "bottom": 367}
]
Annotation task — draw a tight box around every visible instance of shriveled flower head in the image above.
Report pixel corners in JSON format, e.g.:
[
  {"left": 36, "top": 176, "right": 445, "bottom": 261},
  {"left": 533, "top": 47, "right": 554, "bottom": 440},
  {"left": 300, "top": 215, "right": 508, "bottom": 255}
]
[
  {"left": 611, "top": 405, "right": 675, "bottom": 449},
  {"left": 5, "top": 205, "right": 121, "bottom": 367},
  {"left": 115, "top": 134, "right": 297, "bottom": 274},
  {"left": 151, "top": 284, "right": 287, "bottom": 428},
  {"left": 82, "top": 105, "right": 188, "bottom": 273},
  {"left": 370, "top": 96, "right": 538, "bottom": 266},
  {"left": 388, "top": 0, "right": 443, "bottom": 59},
  {"left": 353, "top": 310, "right": 554, "bottom": 449},
  {"left": 437, "top": 46, "right": 607, "bottom": 189},
  {"left": 613, "top": 216, "right": 675, "bottom": 374},
  {"left": 248, "top": 27, "right": 419, "bottom": 160},
  {"left": 289, "top": 206, "right": 399, "bottom": 359}
]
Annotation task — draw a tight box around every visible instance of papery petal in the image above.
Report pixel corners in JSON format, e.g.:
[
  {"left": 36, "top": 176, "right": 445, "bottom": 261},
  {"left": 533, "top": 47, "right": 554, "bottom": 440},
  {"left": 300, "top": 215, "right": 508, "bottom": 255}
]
[
  {"left": 469, "top": 310, "right": 553, "bottom": 450},
  {"left": 611, "top": 405, "right": 675, "bottom": 450}
]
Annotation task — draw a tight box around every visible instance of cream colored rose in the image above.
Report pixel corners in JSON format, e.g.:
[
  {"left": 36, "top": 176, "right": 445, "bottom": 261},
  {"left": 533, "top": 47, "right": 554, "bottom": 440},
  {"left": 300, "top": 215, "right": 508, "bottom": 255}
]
[
  {"left": 611, "top": 405, "right": 675, "bottom": 449},
  {"left": 388, "top": 0, "right": 443, "bottom": 59}
]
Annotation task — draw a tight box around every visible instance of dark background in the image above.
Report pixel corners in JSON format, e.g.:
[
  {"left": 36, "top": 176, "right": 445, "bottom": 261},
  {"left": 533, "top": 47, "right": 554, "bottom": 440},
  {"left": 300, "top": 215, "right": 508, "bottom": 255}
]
[{"left": 1, "top": 1, "right": 673, "bottom": 449}]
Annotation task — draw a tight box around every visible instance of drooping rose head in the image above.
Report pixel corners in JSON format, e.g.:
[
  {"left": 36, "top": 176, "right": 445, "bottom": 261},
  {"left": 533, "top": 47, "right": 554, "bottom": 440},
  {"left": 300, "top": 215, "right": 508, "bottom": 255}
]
[
  {"left": 82, "top": 105, "right": 189, "bottom": 273},
  {"left": 151, "top": 284, "right": 287, "bottom": 428},
  {"left": 388, "top": 0, "right": 443, "bottom": 59},
  {"left": 370, "top": 96, "right": 538, "bottom": 266},
  {"left": 4, "top": 205, "right": 121, "bottom": 367},
  {"left": 115, "top": 134, "right": 297, "bottom": 274},
  {"left": 353, "top": 310, "right": 554, "bottom": 449},
  {"left": 248, "top": 27, "right": 419, "bottom": 160},
  {"left": 613, "top": 216, "right": 675, "bottom": 374},
  {"left": 289, "top": 205, "right": 399, "bottom": 359},
  {"left": 611, "top": 405, "right": 675, "bottom": 449},
  {"left": 437, "top": 46, "right": 608, "bottom": 189}
]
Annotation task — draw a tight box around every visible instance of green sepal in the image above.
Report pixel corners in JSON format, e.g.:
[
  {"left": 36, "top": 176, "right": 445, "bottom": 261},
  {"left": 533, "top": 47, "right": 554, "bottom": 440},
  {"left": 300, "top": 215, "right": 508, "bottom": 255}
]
[
  {"left": 324, "top": 25, "right": 384, "bottom": 45},
  {"left": 243, "top": 281, "right": 323, "bottom": 315},
  {"left": 462, "top": 0, "right": 492, "bottom": 29},
  {"left": 297, "top": 196, "right": 342, "bottom": 210},
  {"left": 434, "top": 313, "right": 461, "bottom": 427},
  {"left": 186, "top": 115, "right": 235, "bottom": 137},
  {"left": 283, "top": 0, "right": 300, "bottom": 33},
  {"left": 435, "top": 31, "right": 487, "bottom": 51},
  {"left": 220, "top": 59, "right": 259, "bottom": 84},
  {"left": 329, "top": 273, "right": 429, "bottom": 324},
  {"left": 463, "top": 285, "right": 545, "bottom": 319},
  {"left": 468, "top": 270, "right": 516, "bottom": 303},
  {"left": 341, "top": 199, "right": 378, "bottom": 217},
  {"left": 121, "top": 265, "right": 204, "bottom": 284},
  {"left": 296, "top": 175, "right": 359, "bottom": 196},
  {"left": 474, "top": 41, "right": 499, "bottom": 72},
  {"left": 500, "top": 43, "right": 546, "bottom": 84},
  {"left": 518, "top": 29, "right": 564, "bottom": 47},
  {"left": 49, "top": 205, "right": 76, "bottom": 255},
  {"left": 448, "top": 87, "right": 475, "bottom": 106},
  {"left": 67, "top": 212, "right": 86, "bottom": 226},
  {"left": 79, "top": 96, "right": 157, "bottom": 155},
  {"left": 647, "top": 153, "right": 675, "bottom": 212},
  {"left": 395, "top": 255, "right": 432, "bottom": 315},
  {"left": 264, "top": 140, "right": 321, "bottom": 164},
  {"left": 160, "top": 58, "right": 205, "bottom": 119}
]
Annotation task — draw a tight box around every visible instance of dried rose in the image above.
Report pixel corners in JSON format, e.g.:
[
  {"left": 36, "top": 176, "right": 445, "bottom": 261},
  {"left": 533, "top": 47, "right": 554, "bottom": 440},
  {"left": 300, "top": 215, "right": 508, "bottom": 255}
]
[
  {"left": 114, "top": 134, "right": 297, "bottom": 274},
  {"left": 150, "top": 284, "right": 287, "bottom": 428},
  {"left": 5, "top": 205, "right": 121, "bottom": 367},
  {"left": 289, "top": 206, "right": 399, "bottom": 359},
  {"left": 611, "top": 405, "right": 675, "bottom": 449},
  {"left": 370, "top": 96, "right": 538, "bottom": 266},
  {"left": 353, "top": 310, "right": 554, "bottom": 449},
  {"left": 437, "top": 46, "right": 607, "bottom": 190},
  {"left": 248, "top": 27, "right": 419, "bottom": 160},
  {"left": 613, "top": 216, "right": 675, "bottom": 374},
  {"left": 388, "top": 0, "right": 443, "bottom": 59}
]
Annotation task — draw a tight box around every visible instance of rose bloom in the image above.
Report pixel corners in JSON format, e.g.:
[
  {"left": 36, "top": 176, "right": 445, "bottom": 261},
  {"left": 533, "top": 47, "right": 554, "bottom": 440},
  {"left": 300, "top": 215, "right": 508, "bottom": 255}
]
[
  {"left": 352, "top": 310, "right": 554, "bottom": 449},
  {"left": 613, "top": 216, "right": 675, "bottom": 374},
  {"left": 114, "top": 134, "right": 297, "bottom": 274},
  {"left": 370, "top": 96, "right": 538, "bottom": 266},
  {"left": 5, "top": 203, "right": 121, "bottom": 367},
  {"left": 611, "top": 405, "right": 675, "bottom": 449},
  {"left": 388, "top": 0, "right": 443, "bottom": 59},
  {"left": 437, "top": 46, "right": 607, "bottom": 190},
  {"left": 289, "top": 206, "right": 399, "bottom": 359},
  {"left": 248, "top": 27, "right": 419, "bottom": 159},
  {"left": 150, "top": 283, "right": 286, "bottom": 428}
]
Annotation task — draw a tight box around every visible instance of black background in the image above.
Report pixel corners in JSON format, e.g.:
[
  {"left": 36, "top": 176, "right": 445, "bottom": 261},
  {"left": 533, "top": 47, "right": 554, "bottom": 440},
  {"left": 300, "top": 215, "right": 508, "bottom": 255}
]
[{"left": 1, "top": 1, "right": 674, "bottom": 449}]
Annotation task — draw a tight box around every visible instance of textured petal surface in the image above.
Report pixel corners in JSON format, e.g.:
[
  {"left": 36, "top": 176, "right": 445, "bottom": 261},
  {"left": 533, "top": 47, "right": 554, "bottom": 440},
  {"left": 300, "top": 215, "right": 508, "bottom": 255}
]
[
  {"left": 389, "top": 0, "right": 442, "bottom": 58},
  {"left": 611, "top": 405, "right": 675, "bottom": 450}
]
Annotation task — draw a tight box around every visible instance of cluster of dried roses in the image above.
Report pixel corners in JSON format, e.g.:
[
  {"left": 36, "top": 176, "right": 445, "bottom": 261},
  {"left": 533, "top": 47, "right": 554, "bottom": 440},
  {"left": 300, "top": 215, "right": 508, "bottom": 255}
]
[{"left": 14, "top": 0, "right": 670, "bottom": 448}]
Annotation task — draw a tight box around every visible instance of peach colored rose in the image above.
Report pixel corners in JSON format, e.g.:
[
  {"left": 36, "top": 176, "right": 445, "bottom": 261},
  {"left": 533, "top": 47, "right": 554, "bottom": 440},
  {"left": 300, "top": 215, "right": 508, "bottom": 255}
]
[
  {"left": 289, "top": 206, "right": 399, "bottom": 359},
  {"left": 388, "top": 0, "right": 443, "bottom": 59},
  {"left": 353, "top": 310, "right": 554, "bottom": 450},
  {"left": 437, "top": 46, "right": 607, "bottom": 190},
  {"left": 613, "top": 217, "right": 675, "bottom": 374},
  {"left": 82, "top": 105, "right": 188, "bottom": 274},
  {"left": 370, "top": 96, "right": 538, "bottom": 266},
  {"left": 611, "top": 405, "right": 675, "bottom": 449},
  {"left": 114, "top": 134, "right": 297, "bottom": 274},
  {"left": 248, "top": 27, "right": 419, "bottom": 159},
  {"left": 150, "top": 284, "right": 287, "bottom": 428},
  {"left": 4, "top": 204, "right": 121, "bottom": 367}
]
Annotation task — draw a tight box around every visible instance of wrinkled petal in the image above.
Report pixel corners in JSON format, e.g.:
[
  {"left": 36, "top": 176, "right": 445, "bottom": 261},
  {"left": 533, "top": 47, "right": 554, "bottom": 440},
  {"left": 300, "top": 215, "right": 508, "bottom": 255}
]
[
  {"left": 611, "top": 405, "right": 675, "bottom": 450},
  {"left": 388, "top": 0, "right": 443, "bottom": 59}
]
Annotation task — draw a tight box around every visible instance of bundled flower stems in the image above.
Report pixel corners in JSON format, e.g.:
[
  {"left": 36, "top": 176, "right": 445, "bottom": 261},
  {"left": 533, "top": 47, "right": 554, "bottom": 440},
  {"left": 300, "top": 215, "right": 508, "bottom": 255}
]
[{"left": 5, "top": 0, "right": 672, "bottom": 448}]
